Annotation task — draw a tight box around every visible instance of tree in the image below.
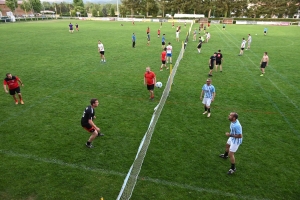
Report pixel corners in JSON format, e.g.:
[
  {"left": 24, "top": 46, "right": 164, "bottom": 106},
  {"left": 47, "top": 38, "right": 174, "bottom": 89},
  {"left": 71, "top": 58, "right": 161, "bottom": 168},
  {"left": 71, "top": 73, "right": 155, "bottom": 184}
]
[
  {"left": 73, "top": 0, "right": 84, "bottom": 7},
  {"left": 5, "top": 0, "right": 18, "bottom": 13},
  {"left": 20, "top": 0, "right": 32, "bottom": 15},
  {"left": 92, "top": 8, "right": 97, "bottom": 16},
  {"left": 102, "top": 7, "right": 108, "bottom": 17},
  {"left": 29, "top": 0, "right": 42, "bottom": 13},
  {"left": 111, "top": 8, "right": 115, "bottom": 16}
]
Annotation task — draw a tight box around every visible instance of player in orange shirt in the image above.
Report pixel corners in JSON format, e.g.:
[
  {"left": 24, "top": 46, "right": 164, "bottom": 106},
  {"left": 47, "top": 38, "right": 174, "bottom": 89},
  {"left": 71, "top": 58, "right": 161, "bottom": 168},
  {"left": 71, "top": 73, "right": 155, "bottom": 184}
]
[
  {"left": 3, "top": 73, "right": 24, "bottom": 105},
  {"left": 144, "top": 67, "right": 156, "bottom": 100},
  {"left": 160, "top": 48, "right": 167, "bottom": 71}
]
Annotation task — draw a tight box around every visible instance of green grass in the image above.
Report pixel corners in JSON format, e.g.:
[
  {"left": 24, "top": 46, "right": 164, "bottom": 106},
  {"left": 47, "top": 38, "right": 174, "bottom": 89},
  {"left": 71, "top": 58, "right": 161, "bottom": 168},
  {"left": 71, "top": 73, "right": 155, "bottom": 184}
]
[{"left": 0, "top": 20, "right": 299, "bottom": 200}]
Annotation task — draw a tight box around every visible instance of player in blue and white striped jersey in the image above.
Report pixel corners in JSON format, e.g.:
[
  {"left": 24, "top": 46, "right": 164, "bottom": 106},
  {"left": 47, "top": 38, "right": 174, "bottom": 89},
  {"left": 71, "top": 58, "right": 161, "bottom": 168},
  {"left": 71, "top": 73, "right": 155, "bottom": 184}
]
[
  {"left": 200, "top": 78, "right": 216, "bottom": 118},
  {"left": 219, "top": 112, "right": 243, "bottom": 175}
]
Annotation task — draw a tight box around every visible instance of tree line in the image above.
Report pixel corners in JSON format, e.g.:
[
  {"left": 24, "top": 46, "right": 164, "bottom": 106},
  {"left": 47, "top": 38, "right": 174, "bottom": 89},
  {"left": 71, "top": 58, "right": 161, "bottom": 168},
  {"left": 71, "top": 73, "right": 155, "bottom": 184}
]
[{"left": 4, "top": 0, "right": 300, "bottom": 18}]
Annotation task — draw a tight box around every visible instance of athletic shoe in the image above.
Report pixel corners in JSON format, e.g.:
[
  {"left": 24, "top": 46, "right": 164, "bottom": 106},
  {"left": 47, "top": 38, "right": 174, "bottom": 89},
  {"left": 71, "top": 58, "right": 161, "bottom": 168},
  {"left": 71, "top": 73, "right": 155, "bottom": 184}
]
[
  {"left": 15, "top": 101, "right": 18, "bottom": 105},
  {"left": 260, "top": 74, "right": 264, "bottom": 76},
  {"left": 203, "top": 111, "right": 207, "bottom": 115},
  {"left": 219, "top": 154, "right": 228, "bottom": 159},
  {"left": 160, "top": 68, "right": 163, "bottom": 71},
  {"left": 20, "top": 100, "right": 24, "bottom": 105},
  {"left": 97, "top": 132, "right": 104, "bottom": 137},
  {"left": 166, "top": 68, "right": 169, "bottom": 70},
  {"left": 85, "top": 143, "right": 94, "bottom": 148},
  {"left": 227, "top": 168, "right": 236, "bottom": 175},
  {"left": 207, "top": 113, "right": 211, "bottom": 117}
]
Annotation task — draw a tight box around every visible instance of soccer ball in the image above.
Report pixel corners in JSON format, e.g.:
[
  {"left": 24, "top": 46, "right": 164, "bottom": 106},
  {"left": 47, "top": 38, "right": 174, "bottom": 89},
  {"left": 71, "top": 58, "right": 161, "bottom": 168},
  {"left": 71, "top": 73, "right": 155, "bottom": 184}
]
[
  {"left": 156, "top": 82, "right": 163, "bottom": 88},
  {"left": 255, "top": 34, "right": 257, "bottom": 35}
]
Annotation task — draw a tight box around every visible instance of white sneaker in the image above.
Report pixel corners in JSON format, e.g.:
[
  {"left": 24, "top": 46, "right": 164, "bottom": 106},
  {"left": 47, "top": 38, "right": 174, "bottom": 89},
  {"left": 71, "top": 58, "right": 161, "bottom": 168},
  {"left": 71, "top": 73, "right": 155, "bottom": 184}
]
[
  {"left": 207, "top": 113, "right": 211, "bottom": 117},
  {"left": 203, "top": 111, "right": 207, "bottom": 115}
]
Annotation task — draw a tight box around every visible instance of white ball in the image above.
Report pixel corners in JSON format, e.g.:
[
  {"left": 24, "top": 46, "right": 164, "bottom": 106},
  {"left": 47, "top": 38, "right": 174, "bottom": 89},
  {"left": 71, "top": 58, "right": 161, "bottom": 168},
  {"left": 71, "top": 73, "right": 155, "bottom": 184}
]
[
  {"left": 255, "top": 34, "right": 257, "bottom": 35},
  {"left": 156, "top": 82, "right": 163, "bottom": 88}
]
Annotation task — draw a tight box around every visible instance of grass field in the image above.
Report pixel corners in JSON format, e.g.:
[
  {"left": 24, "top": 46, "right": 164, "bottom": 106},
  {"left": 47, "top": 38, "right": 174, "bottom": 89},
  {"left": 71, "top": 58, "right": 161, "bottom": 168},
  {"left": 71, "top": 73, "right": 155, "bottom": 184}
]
[{"left": 0, "top": 20, "right": 299, "bottom": 200}]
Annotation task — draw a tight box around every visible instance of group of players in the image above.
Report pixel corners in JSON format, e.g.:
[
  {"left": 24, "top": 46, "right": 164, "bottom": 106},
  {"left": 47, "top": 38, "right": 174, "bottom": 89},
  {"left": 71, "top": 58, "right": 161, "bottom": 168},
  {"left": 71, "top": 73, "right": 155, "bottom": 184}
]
[{"left": 68, "top": 22, "right": 79, "bottom": 33}]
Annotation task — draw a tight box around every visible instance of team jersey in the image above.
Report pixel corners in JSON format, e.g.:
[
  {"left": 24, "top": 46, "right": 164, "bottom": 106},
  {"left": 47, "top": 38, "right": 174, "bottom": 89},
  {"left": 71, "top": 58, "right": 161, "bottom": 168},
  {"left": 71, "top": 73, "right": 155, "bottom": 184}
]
[
  {"left": 216, "top": 53, "right": 223, "bottom": 61},
  {"left": 76, "top": 24, "right": 78, "bottom": 28},
  {"left": 229, "top": 119, "right": 243, "bottom": 145},
  {"left": 161, "top": 51, "right": 167, "bottom": 61},
  {"left": 162, "top": 36, "right": 165, "bottom": 42},
  {"left": 144, "top": 71, "right": 156, "bottom": 85},
  {"left": 202, "top": 84, "right": 215, "bottom": 99},
  {"left": 210, "top": 56, "right": 216, "bottom": 65},
  {"left": 81, "top": 105, "right": 95, "bottom": 124},
  {"left": 248, "top": 36, "right": 252, "bottom": 42},
  {"left": 132, "top": 35, "right": 136, "bottom": 41},
  {"left": 3, "top": 76, "right": 20, "bottom": 90},
  {"left": 69, "top": 24, "right": 73, "bottom": 29},
  {"left": 166, "top": 45, "right": 172, "bottom": 53},
  {"left": 98, "top": 43, "right": 104, "bottom": 51},
  {"left": 241, "top": 40, "right": 246, "bottom": 48}
]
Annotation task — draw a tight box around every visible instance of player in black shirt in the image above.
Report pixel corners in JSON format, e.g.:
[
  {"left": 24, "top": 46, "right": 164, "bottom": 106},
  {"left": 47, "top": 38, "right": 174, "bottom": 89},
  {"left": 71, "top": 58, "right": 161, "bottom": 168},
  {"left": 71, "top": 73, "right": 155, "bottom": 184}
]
[
  {"left": 197, "top": 37, "right": 203, "bottom": 53},
  {"left": 81, "top": 98, "right": 104, "bottom": 148},
  {"left": 216, "top": 49, "right": 223, "bottom": 72},
  {"left": 208, "top": 52, "right": 217, "bottom": 76}
]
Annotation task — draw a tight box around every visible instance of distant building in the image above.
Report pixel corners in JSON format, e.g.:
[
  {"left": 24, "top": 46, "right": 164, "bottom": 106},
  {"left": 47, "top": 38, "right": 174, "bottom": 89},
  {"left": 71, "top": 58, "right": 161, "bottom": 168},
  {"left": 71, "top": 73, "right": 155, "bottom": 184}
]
[{"left": 0, "top": 0, "right": 32, "bottom": 16}]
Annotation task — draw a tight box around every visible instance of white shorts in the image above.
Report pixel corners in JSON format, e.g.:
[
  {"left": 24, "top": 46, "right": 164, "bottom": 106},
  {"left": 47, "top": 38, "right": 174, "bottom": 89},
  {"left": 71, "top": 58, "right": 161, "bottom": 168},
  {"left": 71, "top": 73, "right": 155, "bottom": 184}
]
[
  {"left": 202, "top": 98, "right": 212, "bottom": 106},
  {"left": 227, "top": 138, "right": 240, "bottom": 153}
]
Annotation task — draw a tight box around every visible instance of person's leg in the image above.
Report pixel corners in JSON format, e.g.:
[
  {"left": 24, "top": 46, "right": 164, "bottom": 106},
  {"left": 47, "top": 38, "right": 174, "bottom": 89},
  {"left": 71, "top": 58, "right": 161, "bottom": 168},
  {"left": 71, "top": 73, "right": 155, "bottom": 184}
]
[
  {"left": 215, "top": 65, "right": 218, "bottom": 72},
  {"left": 86, "top": 130, "right": 98, "bottom": 147},
  {"left": 18, "top": 92, "right": 24, "bottom": 104},
  {"left": 12, "top": 94, "right": 18, "bottom": 104},
  {"left": 150, "top": 89, "right": 154, "bottom": 99},
  {"left": 220, "top": 64, "right": 223, "bottom": 72}
]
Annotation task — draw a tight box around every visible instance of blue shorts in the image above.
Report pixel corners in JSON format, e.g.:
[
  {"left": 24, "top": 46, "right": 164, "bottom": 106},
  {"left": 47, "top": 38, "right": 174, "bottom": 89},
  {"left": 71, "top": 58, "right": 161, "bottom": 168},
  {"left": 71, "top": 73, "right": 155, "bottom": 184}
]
[{"left": 167, "top": 53, "right": 172, "bottom": 57}]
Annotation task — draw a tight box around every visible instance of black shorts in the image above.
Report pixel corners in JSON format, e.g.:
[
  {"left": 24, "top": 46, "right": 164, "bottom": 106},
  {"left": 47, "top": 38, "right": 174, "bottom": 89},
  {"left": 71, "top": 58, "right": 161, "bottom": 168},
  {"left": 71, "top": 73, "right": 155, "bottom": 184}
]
[
  {"left": 9, "top": 87, "right": 21, "bottom": 95},
  {"left": 264, "top": 31, "right": 267, "bottom": 33},
  {"left": 241, "top": 48, "right": 244, "bottom": 50},
  {"left": 100, "top": 51, "right": 104, "bottom": 55},
  {"left": 162, "top": 42, "right": 165, "bottom": 45},
  {"left": 147, "top": 32, "right": 149, "bottom": 34},
  {"left": 261, "top": 62, "right": 267, "bottom": 68},
  {"left": 209, "top": 65, "right": 214, "bottom": 70},
  {"left": 197, "top": 45, "right": 202, "bottom": 49},
  {"left": 162, "top": 60, "right": 166, "bottom": 64},
  {"left": 82, "top": 123, "right": 95, "bottom": 133},
  {"left": 216, "top": 60, "right": 221, "bottom": 65},
  {"left": 70, "top": 28, "right": 73, "bottom": 31},
  {"left": 147, "top": 84, "right": 154, "bottom": 90}
]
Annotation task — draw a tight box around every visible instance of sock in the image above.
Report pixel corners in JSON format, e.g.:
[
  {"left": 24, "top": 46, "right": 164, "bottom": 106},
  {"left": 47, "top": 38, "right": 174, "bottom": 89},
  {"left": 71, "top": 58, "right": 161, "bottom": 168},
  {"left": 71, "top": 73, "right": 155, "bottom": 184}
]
[
  {"left": 87, "top": 141, "right": 91, "bottom": 145},
  {"left": 208, "top": 108, "right": 211, "bottom": 113},
  {"left": 231, "top": 163, "right": 235, "bottom": 170},
  {"left": 98, "top": 132, "right": 101, "bottom": 136},
  {"left": 204, "top": 106, "right": 207, "bottom": 111},
  {"left": 224, "top": 151, "right": 228, "bottom": 157}
]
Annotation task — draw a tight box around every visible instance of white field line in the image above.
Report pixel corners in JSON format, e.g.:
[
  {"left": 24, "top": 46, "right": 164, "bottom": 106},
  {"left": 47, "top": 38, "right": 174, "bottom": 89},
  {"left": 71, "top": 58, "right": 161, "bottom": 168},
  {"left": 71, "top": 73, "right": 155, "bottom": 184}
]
[{"left": 0, "top": 149, "right": 271, "bottom": 200}]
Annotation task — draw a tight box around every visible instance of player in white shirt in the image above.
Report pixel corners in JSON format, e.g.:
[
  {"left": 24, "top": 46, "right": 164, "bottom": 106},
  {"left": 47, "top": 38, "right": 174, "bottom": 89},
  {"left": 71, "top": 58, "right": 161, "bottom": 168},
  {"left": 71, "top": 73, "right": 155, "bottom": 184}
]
[
  {"left": 205, "top": 32, "right": 210, "bottom": 43},
  {"left": 176, "top": 30, "right": 179, "bottom": 42},
  {"left": 246, "top": 34, "right": 252, "bottom": 50},
  {"left": 98, "top": 40, "right": 106, "bottom": 63},
  {"left": 238, "top": 38, "right": 246, "bottom": 56},
  {"left": 166, "top": 42, "right": 173, "bottom": 63}
]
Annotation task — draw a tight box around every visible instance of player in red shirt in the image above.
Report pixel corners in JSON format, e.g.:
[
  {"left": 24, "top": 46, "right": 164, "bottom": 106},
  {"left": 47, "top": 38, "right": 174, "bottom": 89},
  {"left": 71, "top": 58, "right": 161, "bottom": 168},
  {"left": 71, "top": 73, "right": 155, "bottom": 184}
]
[
  {"left": 144, "top": 67, "right": 156, "bottom": 100},
  {"left": 160, "top": 48, "right": 167, "bottom": 71},
  {"left": 157, "top": 29, "right": 160, "bottom": 38},
  {"left": 146, "top": 26, "right": 150, "bottom": 34},
  {"left": 3, "top": 73, "right": 24, "bottom": 105}
]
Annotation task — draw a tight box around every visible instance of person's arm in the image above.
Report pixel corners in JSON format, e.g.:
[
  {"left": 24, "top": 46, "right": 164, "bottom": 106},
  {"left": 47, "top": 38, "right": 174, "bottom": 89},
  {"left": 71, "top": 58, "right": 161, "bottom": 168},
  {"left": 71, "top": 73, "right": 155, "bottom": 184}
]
[
  {"left": 226, "top": 132, "right": 242, "bottom": 138},
  {"left": 208, "top": 58, "right": 211, "bottom": 66},
  {"left": 154, "top": 76, "right": 156, "bottom": 85},
  {"left": 200, "top": 90, "right": 204, "bottom": 100},
  {"left": 144, "top": 77, "right": 146, "bottom": 85},
  {"left": 266, "top": 57, "right": 269, "bottom": 66},
  {"left": 88, "top": 119, "right": 100, "bottom": 131},
  {"left": 212, "top": 92, "right": 216, "bottom": 101},
  {"left": 3, "top": 84, "right": 8, "bottom": 93},
  {"left": 17, "top": 78, "right": 24, "bottom": 86}
]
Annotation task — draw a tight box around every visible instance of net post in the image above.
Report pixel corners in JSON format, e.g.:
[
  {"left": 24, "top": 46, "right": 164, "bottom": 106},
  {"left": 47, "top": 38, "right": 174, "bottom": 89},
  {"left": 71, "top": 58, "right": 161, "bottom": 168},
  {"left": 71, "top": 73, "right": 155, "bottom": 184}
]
[{"left": 169, "top": 64, "right": 173, "bottom": 91}]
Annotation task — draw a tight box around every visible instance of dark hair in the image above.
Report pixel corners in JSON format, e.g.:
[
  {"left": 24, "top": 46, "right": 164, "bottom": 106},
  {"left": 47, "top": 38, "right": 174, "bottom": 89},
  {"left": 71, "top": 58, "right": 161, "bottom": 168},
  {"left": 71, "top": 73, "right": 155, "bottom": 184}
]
[
  {"left": 233, "top": 112, "right": 238, "bottom": 119},
  {"left": 265, "top": 52, "right": 268, "bottom": 55},
  {"left": 90, "top": 98, "right": 98, "bottom": 105},
  {"left": 218, "top": 50, "right": 221, "bottom": 52},
  {"left": 168, "top": 42, "right": 171, "bottom": 44},
  {"left": 164, "top": 47, "right": 167, "bottom": 51}
]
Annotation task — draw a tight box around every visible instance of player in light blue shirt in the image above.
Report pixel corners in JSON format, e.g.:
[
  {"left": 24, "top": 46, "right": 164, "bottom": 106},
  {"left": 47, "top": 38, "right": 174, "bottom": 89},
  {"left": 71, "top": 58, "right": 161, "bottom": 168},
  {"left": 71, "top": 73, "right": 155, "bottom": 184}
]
[
  {"left": 162, "top": 34, "right": 166, "bottom": 49},
  {"left": 219, "top": 112, "right": 243, "bottom": 175},
  {"left": 132, "top": 33, "right": 136, "bottom": 48},
  {"left": 200, "top": 78, "right": 216, "bottom": 118},
  {"left": 264, "top": 27, "right": 268, "bottom": 36}
]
